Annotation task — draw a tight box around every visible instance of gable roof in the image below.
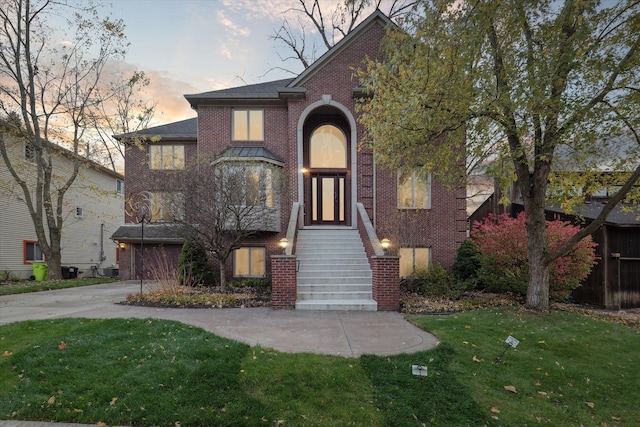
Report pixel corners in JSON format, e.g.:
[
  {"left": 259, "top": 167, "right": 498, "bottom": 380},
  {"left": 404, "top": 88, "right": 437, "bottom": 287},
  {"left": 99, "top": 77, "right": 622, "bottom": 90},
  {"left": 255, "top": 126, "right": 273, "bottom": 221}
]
[
  {"left": 184, "top": 10, "right": 393, "bottom": 106},
  {"left": 287, "top": 9, "right": 393, "bottom": 88}
]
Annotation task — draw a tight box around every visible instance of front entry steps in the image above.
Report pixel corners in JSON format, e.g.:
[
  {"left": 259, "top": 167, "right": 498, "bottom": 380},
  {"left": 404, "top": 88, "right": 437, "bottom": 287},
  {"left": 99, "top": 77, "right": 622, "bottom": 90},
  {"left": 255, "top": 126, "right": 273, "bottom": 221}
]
[{"left": 295, "top": 227, "right": 377, "bottom": 311}]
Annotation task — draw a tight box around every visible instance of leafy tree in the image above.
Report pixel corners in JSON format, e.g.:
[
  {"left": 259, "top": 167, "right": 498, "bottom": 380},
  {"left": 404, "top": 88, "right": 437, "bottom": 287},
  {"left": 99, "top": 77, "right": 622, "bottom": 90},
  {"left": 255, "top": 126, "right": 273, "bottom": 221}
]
[
  {"left": 471, "top": 213, "right": 597, "bottom": 300},
  {"left": 358, "top": 0, "right": 640, "bottom": 310},
  {"left": 178, "top": 235, "right": 215, "bottom": 287},
  {"left": 0, "top": 0, "right": 138, "bottom": 279}
]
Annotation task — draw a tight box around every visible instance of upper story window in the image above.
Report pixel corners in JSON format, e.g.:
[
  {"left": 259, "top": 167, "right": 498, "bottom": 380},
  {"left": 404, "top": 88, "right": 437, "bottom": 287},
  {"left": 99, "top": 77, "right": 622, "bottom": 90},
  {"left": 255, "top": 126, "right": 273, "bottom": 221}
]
[
  {"left": 150, "top": 191, "right": 184, "bottom": 222},
  {"left": 398, "top": 170, "right": 431, "bottom": 209},
  {"left": 223, "top": 164, "right": 275, "bottom": 208},
  {"left": 150, "top": 145, "right": 185, "bottom": 170},
  {"left": 233, "top": 109, "right": 264, "bottom": 141},
  {"left": 116, "top": 178, "right": 124, "bottom": 195},
  {"left": 309, "top": 124, "right": 347, "bottom": 169},
  {"left": 24, "top": 240, "right": 45, "bottom": 263},
  {"left": 74, "top": 205, "right": 84, "bottom": 218}
]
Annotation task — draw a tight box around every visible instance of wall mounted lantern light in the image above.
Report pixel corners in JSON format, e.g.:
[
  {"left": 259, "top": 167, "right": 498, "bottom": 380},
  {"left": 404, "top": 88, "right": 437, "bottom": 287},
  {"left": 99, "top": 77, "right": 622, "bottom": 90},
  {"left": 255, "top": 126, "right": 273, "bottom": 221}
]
[
  {"left": 279, "top": 238, "right": 289, "bottom": 254},
  {"left": 380, "top": 238, "right": 391, "bottom": 255}
]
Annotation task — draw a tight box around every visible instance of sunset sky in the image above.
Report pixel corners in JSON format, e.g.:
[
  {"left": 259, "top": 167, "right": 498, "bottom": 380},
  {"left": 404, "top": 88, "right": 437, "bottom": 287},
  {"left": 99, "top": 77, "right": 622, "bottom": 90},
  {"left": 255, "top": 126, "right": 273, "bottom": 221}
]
[{"left": 104, "top": 0, "right": 387, "bottom": 126}]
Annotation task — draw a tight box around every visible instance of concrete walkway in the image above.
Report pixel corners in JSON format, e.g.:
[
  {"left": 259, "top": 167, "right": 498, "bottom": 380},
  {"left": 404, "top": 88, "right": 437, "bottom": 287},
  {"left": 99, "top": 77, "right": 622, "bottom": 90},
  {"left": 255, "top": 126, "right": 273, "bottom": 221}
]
[
  {"left": 0, "top": 281, "right": 439, "bottom": 357},
  {"left": 0, "top": 282, "right": 439, "bottom": 427}
]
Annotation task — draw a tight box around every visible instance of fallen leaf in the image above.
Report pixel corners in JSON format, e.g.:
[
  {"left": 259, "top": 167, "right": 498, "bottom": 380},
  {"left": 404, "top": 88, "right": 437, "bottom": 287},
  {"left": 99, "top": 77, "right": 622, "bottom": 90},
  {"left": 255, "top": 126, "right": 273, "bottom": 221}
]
[
  {"left": 535, "top": 381, "right": 541, "bottom": 386},
  {"left": 538, "top": 391, "right": 548, "bottom": 396},
  {"left": 491, "top": 406, "right": 500, "bottom": 413},
  {"left": 110, "top": 397, "right": 118, "bottom": 406},
  {"left": 473, "top": 355, "right": 482, "bottom": 363},
  {"left": 504, "top": 385, "right": 518, "bottom": 393},
  {"left": 47, "top": 396, "right": 55, "bottom": 405},
  {"left": 96, "top": 422, "right": 107, "bottom": 427},
  {"left": 586, "top": 401, "right": 595, "bottom": 408},
  {"left": 465, "top": 325, "right": 471, "bottom": 329},
  {"left": 2, "top": 351, "right": 12, "bottom": 357},
  {"left": 611, "top": 416, "right": 620, "bottom": 421},
  {"left": 58, "top": 341, "right": 66, "bottom": 350}
]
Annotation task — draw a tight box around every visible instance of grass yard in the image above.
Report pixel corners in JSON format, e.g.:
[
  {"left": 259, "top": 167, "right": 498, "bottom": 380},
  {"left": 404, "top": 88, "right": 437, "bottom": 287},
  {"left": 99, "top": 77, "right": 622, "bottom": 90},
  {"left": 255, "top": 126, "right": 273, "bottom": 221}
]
[
  {"left": 0, "top": 277, "right": 117, "bottom": 296},
  {"left": 0, "top": 308, "right": 638, "bottom": 426}
]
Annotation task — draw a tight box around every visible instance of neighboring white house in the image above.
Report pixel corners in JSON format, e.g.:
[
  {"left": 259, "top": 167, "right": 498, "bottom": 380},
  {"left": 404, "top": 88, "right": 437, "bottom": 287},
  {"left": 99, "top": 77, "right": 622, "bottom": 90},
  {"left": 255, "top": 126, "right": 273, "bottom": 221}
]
[{"left": 0, "top": 130, "right": 124, "bottom": 279}]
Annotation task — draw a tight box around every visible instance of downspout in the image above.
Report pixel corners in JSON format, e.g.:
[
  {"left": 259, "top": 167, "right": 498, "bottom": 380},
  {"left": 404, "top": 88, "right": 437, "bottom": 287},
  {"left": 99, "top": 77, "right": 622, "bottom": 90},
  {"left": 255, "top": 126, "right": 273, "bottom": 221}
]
[
  {"left": 99, "top": 222, "right": 106, "bottom": 262},
  {"left": 373, "top": 153, "right": 377, "bottom": 229}
]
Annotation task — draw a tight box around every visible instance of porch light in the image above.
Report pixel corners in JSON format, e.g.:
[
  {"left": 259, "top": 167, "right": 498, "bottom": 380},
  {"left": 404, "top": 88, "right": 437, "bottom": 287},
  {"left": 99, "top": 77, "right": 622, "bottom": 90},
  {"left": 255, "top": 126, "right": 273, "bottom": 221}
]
[
  {"left": 279, "top": 238, "right": 289, "bottom": 254},
  {"left": 119, "top": 242, "right": 126, "bottom": 250},
  {"left": 300, "top": 167, "right": 308, "bottom": 174},
  {"left": 380, "top": 238, "right": 391, "bottom": 254}
]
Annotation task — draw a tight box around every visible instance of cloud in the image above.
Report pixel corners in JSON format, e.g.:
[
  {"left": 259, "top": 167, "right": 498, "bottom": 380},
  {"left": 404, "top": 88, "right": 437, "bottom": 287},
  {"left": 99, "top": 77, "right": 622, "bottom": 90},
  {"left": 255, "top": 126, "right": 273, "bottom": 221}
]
[{"left": 216, "top": 10, "right": 251, "bottom": 37}]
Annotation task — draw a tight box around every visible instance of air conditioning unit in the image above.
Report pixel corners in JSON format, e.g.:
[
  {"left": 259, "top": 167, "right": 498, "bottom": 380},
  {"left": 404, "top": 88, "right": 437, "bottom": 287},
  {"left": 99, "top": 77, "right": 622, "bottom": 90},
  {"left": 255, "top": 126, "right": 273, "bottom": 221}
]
[{"left": 102, "top": 267, "right": 119, "bottom": 278}]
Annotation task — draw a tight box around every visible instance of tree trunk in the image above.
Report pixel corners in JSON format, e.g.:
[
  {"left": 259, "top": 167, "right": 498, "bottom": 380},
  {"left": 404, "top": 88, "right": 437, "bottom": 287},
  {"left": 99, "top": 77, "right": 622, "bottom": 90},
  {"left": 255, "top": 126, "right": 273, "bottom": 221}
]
[
  {"left": 525, "top": 206, "right": 550, "bottom": 310},
  {"left": 219, "top": 261, "right": 227, "bottom": 292},
  {"left": 46, "top": 249, "right": 63, "bottom": 280}
]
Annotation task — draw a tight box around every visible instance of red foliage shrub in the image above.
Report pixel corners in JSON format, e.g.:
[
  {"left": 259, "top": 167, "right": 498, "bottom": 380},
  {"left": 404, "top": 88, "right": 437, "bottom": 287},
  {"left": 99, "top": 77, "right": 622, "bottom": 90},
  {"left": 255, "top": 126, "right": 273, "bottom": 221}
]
[{"left": 471, "top": 212, "right": 598, "bottom": 300}]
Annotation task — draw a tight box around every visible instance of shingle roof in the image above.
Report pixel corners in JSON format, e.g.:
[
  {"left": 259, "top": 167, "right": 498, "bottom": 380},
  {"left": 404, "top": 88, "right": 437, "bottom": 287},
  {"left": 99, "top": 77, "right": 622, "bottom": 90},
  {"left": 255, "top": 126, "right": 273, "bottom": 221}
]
[
  {"left": 114, "top": 117, "right": 197, "bottom": 140},
  {"left": 185, "top": 78, "right": 294, "bottom": 101},
  {"left": 111, "top": 223, "right": 190, "bottom": 243},
  {"left": 545, "top": 203, "right": 640, "bottom": 227}
]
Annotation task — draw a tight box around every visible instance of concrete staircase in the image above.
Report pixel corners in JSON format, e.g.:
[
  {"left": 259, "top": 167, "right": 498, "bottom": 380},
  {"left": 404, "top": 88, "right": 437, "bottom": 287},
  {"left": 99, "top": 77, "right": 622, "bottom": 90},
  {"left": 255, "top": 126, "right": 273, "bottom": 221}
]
[{"left": 295, "top": 227, "right": 377, "bottom": 311}]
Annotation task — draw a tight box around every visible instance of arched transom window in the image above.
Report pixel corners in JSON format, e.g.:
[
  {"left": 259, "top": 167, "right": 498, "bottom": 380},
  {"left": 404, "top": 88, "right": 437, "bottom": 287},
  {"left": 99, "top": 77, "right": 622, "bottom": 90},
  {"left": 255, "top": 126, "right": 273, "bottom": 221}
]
[{"left": 309, "top": 124, "right": 347, "bottom": 169}]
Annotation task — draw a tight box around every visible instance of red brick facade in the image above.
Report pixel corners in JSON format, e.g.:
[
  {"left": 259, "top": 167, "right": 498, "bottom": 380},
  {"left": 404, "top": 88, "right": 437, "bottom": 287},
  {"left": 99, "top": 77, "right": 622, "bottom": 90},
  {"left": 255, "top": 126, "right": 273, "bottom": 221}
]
[
  {"left": 114, "top": 11, "right": 467, "bottom": 311},
  {"left": 371, "top": 256, "right": 401, "bottom": 311},
  {"left": 271, "top": 255, "right": 297, "bottom": 309}
]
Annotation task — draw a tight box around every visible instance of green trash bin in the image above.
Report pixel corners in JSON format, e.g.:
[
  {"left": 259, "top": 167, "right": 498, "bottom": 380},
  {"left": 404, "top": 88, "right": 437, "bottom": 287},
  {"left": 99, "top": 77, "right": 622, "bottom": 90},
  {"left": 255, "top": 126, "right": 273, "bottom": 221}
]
[{"left": 32, "top": 262, "right": 48, "bottom": 281}]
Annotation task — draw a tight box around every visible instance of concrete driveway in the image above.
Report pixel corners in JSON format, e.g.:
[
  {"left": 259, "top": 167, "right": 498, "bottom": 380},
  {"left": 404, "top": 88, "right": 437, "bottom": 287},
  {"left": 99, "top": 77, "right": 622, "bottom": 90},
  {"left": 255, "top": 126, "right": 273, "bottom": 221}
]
[{"left": 0, "top": 281, "right": 439, "bottom": 358}]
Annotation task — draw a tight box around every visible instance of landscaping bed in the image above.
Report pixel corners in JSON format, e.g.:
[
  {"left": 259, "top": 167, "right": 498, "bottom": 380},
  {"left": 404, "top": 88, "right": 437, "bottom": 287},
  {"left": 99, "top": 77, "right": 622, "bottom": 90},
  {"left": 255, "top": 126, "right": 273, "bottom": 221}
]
[{"left": 122, "top": 284, "right": 271, "bottom": 309}]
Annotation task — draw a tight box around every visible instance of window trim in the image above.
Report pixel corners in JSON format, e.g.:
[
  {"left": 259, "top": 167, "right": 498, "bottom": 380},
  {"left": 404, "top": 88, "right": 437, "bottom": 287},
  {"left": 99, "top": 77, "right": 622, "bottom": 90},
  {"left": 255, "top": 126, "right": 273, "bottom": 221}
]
[
  {"left": 233, "top": 247, "right": 266, "bottom": 278},
  {"left": 74, "top": 205, "right": 84, "bottom": 218},
  {"left": 399, "top": 247, "right": 432, "bottom": 277},
  {"left": 150, "top": 191, "right": 185, "bottom": 222},
  {"left": 116, "top": 178, "right": 124, "bottom": 195},
  {"left": 24, "top": 240, "right": 45, "bottom": 264},
  {"left": 398, "top": 170, "right": 432, "bottom": 209},
  {"left": 149, "top": 144, "right": 185, "bottom": 170},
  {"left": 218, "top": 163, "right": 276, "bottom": 208},
  {"left": 232, "top": 108, "right": 264, "bottom": 142}
]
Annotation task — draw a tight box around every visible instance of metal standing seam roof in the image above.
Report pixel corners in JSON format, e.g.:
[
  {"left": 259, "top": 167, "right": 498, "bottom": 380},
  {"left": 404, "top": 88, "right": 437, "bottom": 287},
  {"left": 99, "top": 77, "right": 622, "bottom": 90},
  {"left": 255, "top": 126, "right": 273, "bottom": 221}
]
[{"left": 215, "top": 145, "right": 285, "bottom": 166}]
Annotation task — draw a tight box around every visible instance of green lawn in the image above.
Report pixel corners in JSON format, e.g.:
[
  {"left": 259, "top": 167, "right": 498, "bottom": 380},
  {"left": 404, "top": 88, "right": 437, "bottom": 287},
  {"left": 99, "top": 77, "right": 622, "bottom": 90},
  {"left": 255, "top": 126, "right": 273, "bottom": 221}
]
[
  {"left": 0, "top": 277, "right": 117, "bottom": 296},
  {"left": 0, "top": 308, "right": 638, "bottom": 426}
]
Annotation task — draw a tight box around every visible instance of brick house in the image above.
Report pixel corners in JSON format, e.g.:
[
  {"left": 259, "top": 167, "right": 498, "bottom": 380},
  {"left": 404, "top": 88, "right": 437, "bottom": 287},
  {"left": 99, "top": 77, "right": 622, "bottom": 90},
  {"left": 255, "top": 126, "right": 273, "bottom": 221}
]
[{"left": 112, "top": 11, "right": 467, "bottom": 310}]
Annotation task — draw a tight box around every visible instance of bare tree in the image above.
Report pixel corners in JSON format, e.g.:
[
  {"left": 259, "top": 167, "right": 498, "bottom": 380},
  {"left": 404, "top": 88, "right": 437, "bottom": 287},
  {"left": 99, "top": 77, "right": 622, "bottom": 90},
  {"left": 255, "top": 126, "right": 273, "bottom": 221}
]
[
  {"left": 87, "top": 70, "right": 156, "bottom": 172},
  {"left": 269, "top": 0, "right": 416, "bottom": 72},
  {"left": 174, "top": 160, "right": 282, "bottom": 290},
  {"left": 0, "top": 0, "right": 131, "bottom": 279}
]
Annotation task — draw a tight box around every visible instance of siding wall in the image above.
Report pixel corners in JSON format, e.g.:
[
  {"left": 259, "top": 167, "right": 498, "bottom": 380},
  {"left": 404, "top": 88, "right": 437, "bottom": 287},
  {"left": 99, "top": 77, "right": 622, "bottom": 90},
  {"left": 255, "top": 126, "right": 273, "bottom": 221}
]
[{"left": 0, "top": 134, "right": 124, "bottom": 278}]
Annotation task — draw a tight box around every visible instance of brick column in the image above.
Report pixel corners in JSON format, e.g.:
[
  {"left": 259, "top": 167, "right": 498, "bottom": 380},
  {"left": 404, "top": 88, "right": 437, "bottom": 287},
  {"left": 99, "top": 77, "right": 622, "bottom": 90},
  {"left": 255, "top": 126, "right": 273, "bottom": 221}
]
[
  {"left": 271, "top": 255, "right": 297, "bottom": 309},
  {"left": 371, "top": 256, "right": 400, "bottom": 311}
]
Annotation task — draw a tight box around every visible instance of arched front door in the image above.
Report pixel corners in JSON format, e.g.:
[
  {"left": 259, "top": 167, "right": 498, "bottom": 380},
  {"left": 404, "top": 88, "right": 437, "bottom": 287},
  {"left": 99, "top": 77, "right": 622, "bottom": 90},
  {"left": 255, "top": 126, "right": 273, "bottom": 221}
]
[{"left": 303, "top": 114, "right": 350, "bottom": 226}]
